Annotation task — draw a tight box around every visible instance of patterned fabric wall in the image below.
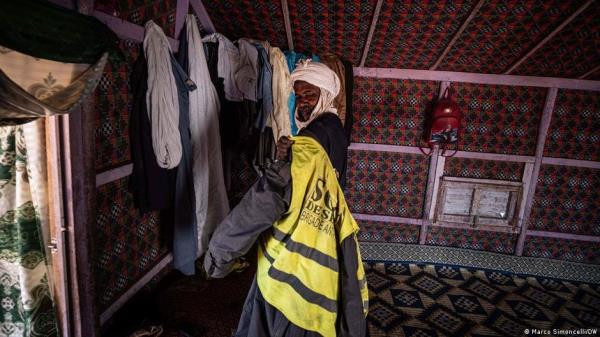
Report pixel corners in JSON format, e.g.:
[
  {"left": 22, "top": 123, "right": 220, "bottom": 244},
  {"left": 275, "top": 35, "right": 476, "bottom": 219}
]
[
  {"left": 523, "top": 237, "right": 600, "bottom": 265},
  {"left": 358, "top": 220, "right": 420, "bottom": 244},
  {"left": 351, "top": 77, "right": 438, "bottom": 146},
  {"left": 426, "top": 226, "right": 516, "bottom": 254},
  {"left": 287, "top": 0, "right": 376, "bottom": 65},
  {"left": 544, "top": 89, "right": 600, "bottom": 162},
  {"left": 94, "top": 39, "right": 139, "bottom": 172},
  {"left": 365, "top": 0, "right": 477, "bottom": 69},
  {"left": 527, "top": 165, "right": 599, "bottom": 236},
  {"left": 95, "top": 177, "right": 169, "bottom": 310},
  {"left": 346, "top": 150, "right": 429, "bottom": 218},
  {"left": 444, "top": 157, "right": 525, "bottom": 182},
  {"left": 203, "top": 0, "right": 288, "bottom": 48},
  {"left": 436, "top": 0, "right": 586, "bottom": 74},
  {"left": 512, "top": 0, "right": 600, "bottom": 78},
  {"left": 452, "top": 82, "right": 546, "bottom": 155},
  {"left": 95, "top": 0, "right": 177, "bottom": 37}
]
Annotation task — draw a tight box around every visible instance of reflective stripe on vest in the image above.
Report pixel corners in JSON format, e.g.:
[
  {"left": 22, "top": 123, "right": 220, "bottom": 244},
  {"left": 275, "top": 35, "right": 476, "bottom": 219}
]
[{"left": 256, "top": 136, "right": 368, "bottom": 337}]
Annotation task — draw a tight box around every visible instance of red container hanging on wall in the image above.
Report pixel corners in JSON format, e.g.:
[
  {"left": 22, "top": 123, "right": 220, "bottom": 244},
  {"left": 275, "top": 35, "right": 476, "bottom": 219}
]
[{"left": 421, "top": 87, "right": 462, "bottom": 157}]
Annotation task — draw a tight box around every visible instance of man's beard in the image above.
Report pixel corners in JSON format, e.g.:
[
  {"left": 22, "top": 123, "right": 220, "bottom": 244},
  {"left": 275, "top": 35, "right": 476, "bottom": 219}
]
[{"left": 297, "top": 107, "right": 313, "bottom": 122}]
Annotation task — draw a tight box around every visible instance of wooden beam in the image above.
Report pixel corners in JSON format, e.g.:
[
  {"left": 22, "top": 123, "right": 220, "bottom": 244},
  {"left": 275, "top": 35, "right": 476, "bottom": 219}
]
[
  {"left": 352, "top": 213, "right": 424, "bottom": 226},
  {"left": 420, "top": 146, "right": 439, "bottom": 244},
  {"left": 93, "top": 10, "right": 179, "bottom": 50},
  {"left": 281, "top": 0, "right": 294, "bottom": 50},
  {"left": 430, "top": 0, "right": 485, "bottom": 70},
  {"left": 527, "top": 230, "right": 600, "bottom": 243},
  {"left": 174, "top": 0, "right": 189, "bottom": 39},
  {"left": 579, "top": 64, "right": 600, "bottom": 79},
  {"left": 504, "top": 0, "right": 594, "bottom": 74},
  {"left": 359, "top": 0, "right": 383, "bottom": 67},
  {"left": 95, "top": 164, "right": 133, "bottom": 187},
  {"left": 349, "top": 143, "right": 424, "bottom": 155},
  {"left": 46, "top": 116, "right": 72, "bottom": 337},
  {"left": 542, "top": 157, "right": 600, "bottom": 169},
  {"left": 100, "top": 254, "right": 173, "bottom": 325},
  {"left": 515, "top": 87, "right": 558, "bottom": 256},
  {"left": 353, "top": 67, "right": 600, "bottom": 91},
  {"left": 420, "top": 82, "right": 450, "bottom": 242},
  {"left": 189, "top": 0, "right": 215, "bottom": 34},
  {"left": 349, "top": 142, "right": 536, "bottom": 163},
  {"left": 61, "top": 108, "right": 99, "bottom": 336}
]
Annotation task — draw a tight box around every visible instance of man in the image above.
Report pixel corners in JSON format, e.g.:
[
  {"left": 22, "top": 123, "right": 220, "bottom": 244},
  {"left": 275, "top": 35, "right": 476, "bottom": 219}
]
[{"left": 204, "top": 60, "right": 368, "bottom": 337}]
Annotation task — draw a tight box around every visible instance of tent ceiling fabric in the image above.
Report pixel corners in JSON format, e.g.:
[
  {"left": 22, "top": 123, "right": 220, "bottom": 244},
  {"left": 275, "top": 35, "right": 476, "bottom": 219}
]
[
  {"left": 203, "top": 0, "right": 599, "bottom": 79},
  {"left": 202, "top": 0, "right": 289, "bottom": 49}
]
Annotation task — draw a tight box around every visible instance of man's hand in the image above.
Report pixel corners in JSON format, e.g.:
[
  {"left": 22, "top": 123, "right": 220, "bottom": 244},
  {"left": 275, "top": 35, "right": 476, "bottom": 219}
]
[{"left": 276, "top": 136, "right": 293, "bottom": 161}]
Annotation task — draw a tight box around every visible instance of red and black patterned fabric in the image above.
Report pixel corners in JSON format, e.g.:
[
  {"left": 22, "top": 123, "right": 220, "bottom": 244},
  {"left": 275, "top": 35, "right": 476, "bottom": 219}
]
[
  {"left": 426, "top": 226, "right": 517, "bottom": 254},
  {"left": 346, "top": 150, "right": 429, "bottom": 218},
  {"left": 95, "top": 0, "right": 177, "bottom": 37},
  {"left": 523, "top": 236, "right": 600, "bottom": 265},
  {"left": 436, "top": 0, "right": 586, "bottom": 74},
  {"left": 365, "top": 0, "right": 477, "bottom": 69},
  {"left": 544, "top": 89, "right": 600, "bottom": 162},
  {"left": 452, "top": 82, "right": 546, "bottom": 155},
  {"left": 94, "top": 39, "right": 140, "bottom": 172},
  {"left": 444, "top": 157, "right": 525, "bottom": 182},
  {"left": 527, "top": 165, "right": 600, "bottom": 235},
  {"left": 203, "top": 0, "right": 288, "bottom": 48},
  {"left": 95, "top": 177, "right": 169, "bottom": 310},
  {"left": 512, "top": 0, "right": 600, "bottom": 78},
  {"left": 351, "top": 77, "right": 438, "bottom": 146},
  {"left": 357, "top": 220, "right": 420, "bottom": 244},
  {"left": 288, "top": 0, "right": 376, "bottom": 65}
]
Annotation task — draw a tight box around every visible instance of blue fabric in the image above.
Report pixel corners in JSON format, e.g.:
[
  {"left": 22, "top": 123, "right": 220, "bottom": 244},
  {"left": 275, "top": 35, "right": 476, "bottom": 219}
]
[
  {"left": 283, "top": 51, "right": 320, "bottom": 135},
  {"left": 172, "top": 35, "right": 198, "bottom": 275},
  {"left": 254, "top": 44, "right": 273, "bottom": 131}
]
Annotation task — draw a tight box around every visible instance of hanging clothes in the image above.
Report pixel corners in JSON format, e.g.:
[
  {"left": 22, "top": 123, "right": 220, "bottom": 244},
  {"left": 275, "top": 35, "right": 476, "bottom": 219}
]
[
  {"left": 201, "top": 33, "right": 243, "bottom": 101},
  {"left": 130, "top": 50, "right": 172, "bottom": 212},
  {"left": 143, "top": 21, "right": 182, "bottom": 169},
  {"left": 320, "top": 53, "right": 347, "bottom": 126},
  {"left": 253, "top": 43, "right": 273, "bottom": 132},
  {"left": 235, "top": 39, "right": 259, "bottom": 102},
  {"left": 268, "top": 47, "right": 292, "bottom": 143},
  {"left": 183, "top": 15, "right": 230, "bottom": 259}
]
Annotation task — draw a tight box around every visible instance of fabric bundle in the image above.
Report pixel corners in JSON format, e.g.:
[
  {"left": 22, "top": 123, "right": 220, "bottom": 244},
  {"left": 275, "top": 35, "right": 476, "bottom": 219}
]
[{"left": 144, "top": 21, "right": 182, "bottom": 169}]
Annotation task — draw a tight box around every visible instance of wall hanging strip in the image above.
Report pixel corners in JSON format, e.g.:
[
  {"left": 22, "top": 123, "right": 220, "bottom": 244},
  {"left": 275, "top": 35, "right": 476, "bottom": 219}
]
[
  {"left": 353, "top": 67, "right": 600, "bottom": 91},
  {"left": 359, "top": 0, "right": 383, "bottom": 67},
  {"left": 93, "top": 10, "right": 179, "bottom": 50},
  {"left": 174, "top": 0, "right": 190, "bottom": 39},
  {"left": 280, "top": 0, "right": 294, "bottom": 50},
  {"left": 99, "top": 254, "right": 173, "bottom": 325},
  {"left": 190, "top": 0, "right": 216, "bottom": 34},
  {"left": 541, "top": 157, "right": 600, "bottom": 169},
  {"left": 515, "top": 87, "right": 558, "bottom": 256},
  {"left": 526, "top": 230, "right": 600, "bottom": 243}
]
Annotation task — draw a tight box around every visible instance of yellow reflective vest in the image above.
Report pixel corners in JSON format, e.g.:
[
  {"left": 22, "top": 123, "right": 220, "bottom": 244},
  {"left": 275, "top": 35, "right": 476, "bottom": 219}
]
[{"left": 257, "top": 136, "right": 369, "bottom": 337}]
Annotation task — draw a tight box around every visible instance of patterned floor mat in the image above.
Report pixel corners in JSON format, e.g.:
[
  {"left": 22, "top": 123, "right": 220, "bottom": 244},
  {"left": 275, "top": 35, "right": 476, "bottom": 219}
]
[{"left": 365, "top": 262, "right": 600, "bottom": 337}]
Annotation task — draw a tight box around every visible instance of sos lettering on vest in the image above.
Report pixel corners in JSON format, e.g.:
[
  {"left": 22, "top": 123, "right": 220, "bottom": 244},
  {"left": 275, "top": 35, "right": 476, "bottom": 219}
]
[{"left": 299, "top": 177, "right": 341, "bottom": 237}]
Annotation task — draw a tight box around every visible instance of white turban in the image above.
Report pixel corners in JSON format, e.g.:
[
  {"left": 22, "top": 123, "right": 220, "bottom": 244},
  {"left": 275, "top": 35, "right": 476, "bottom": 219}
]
[{"left": 290, "top": 59, "right": 340, "bottom": 130}]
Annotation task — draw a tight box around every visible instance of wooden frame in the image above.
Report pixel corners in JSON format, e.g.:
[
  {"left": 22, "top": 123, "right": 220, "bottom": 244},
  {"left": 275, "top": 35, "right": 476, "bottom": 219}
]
[{"left": 433, "top": 177, "right": 522, "bottom": 232}]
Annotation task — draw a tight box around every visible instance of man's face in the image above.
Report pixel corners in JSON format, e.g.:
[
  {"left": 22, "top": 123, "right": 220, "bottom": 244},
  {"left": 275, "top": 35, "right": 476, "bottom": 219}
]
[{"left": 294, "top": 80, "right": 320, "bottom": 122}]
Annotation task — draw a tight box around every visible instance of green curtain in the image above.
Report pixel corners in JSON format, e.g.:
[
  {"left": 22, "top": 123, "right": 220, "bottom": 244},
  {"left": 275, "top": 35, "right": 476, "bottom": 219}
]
[{"left": 0, "top": 122, "right": 57, "bottom": 337}]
